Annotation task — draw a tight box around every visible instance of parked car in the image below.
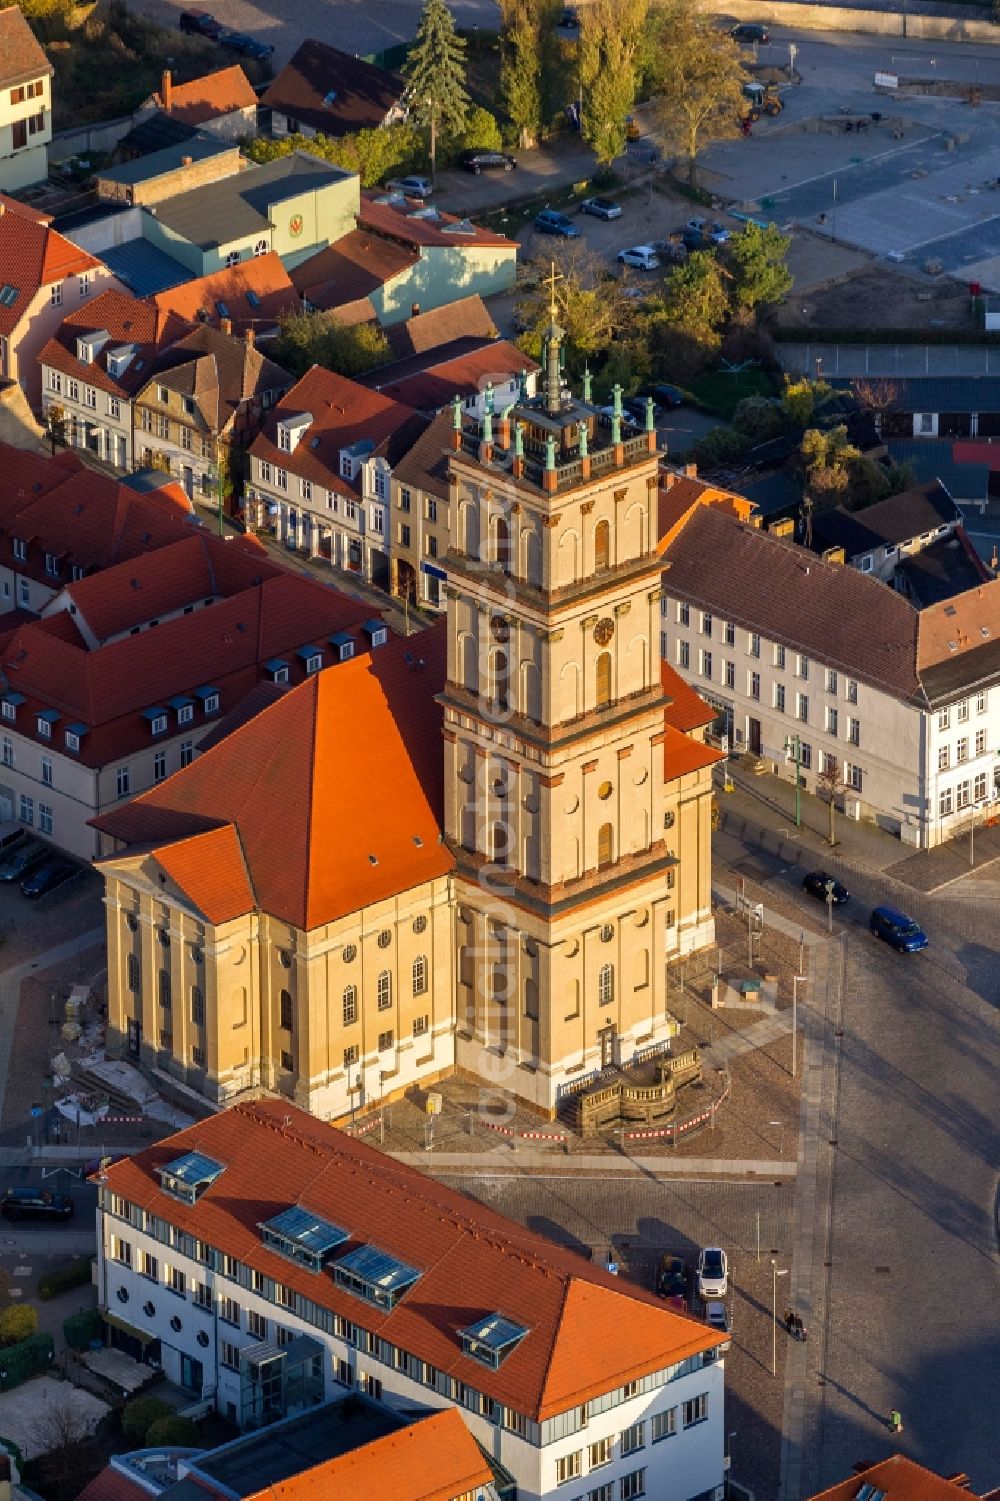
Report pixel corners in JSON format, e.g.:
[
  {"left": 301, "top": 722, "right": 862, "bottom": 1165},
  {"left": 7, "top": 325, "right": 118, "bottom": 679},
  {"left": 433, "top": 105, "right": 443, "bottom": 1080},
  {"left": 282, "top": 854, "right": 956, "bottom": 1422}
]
[
  {"left": 581, "top": 196, "right": 623, "bottom": 220},
  {"left": 460, "top": 149, "right": 517, "bottom": 174},
  {"left": 697, "top": 1246, "right": 729, "bottom": 1299},
  {"left": 623, "top": 395, "right": 659, "bottom": 423},
  {"left": 617, "top": 245, "right": 660, "bottom": 270},
  {"left": 535, "top": 209, "right": 580, "bottom": 238},
  {"left": 386, "top": 175, "right": 433, "bottom": 199},
  {"left": 731, "top": 21, "right": 770, "bottom": 43},
  {"left": 559, "top": 7, "right": 581, "bottom": 26},
  {"left": 802, "top": 871, "right": 850, "bottom": 905},
  {"left": 597, "top": 405, "right": 640, "bottom": 429},
  {"left": 1, "top": 1187, "right": 73, "bottom": 1221},
  {"left": 656, "top": 1254, "right": 688, "bottom": 1303},
  {"left": 869, "top": 905, "right": 928, "bottom": 953},
  {"left": 638, "top": 382, "right": 684, "bottom": 409},
  {"left": 217, "top": 30, "right": 274, "bottom": 58},
  {"left": 179, "top": 8, "right": 222, "bottom": 36},
  {"left": 704, "top": 1300, "right": 730, "bottom": 1333},
  {"left": 680, "top": 228, "right": 712, "bottom": 252},
  {"left": 686, "top": 217, "right": 730, "bottom": 244},
  {"left": 0, "top": 839, "right": 47, "bottom": 883},
  {"left": 21, "top": 858, "right": 77, "bottom": 899},
  {"left": 625, "top": 117, "right": 641, "bottom": 141}
]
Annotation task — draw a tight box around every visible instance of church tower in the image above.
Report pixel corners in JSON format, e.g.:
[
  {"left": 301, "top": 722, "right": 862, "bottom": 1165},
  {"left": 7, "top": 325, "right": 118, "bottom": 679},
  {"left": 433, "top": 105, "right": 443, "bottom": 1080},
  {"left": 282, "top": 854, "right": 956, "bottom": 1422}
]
[{"left": 441, "top": 287, "right": 706, "bottom": 1115}]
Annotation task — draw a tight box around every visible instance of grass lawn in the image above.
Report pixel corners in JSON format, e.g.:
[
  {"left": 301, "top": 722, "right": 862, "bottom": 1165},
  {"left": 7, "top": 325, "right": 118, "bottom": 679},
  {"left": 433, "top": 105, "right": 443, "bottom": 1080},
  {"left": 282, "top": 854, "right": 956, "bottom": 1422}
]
[{"left": 687, "top": 367, "right": 776, "bottom": 418}]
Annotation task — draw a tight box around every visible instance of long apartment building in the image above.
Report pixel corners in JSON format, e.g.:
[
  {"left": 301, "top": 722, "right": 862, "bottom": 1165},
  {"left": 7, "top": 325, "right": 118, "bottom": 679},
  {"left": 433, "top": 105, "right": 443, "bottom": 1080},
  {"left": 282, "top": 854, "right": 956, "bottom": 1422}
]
[{"left": 96, "top": 1102, "right": 728, "bottom": 1501}]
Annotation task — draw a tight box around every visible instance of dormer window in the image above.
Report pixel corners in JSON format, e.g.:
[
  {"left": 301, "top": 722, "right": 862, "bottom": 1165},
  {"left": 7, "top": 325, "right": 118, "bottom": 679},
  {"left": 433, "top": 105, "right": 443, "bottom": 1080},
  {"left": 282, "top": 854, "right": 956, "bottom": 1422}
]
[
  {"left": 264, "top": 658, "right": 290, "bottom": 684},
  {"left": 260, "top": 1206, "right": 348, "bottom": 1271},
  {"left": 278, "top": 413, "right": 312, "bottom": 454},
  {"left": 297, "top": 646, "right": 323, "bottom": 675},
  {"left": 363, "top": 620, "right": 387, "bottom": 649},
  {"left": 1, "top": 695, "right": 23, "bottom": 723},
  {"left": 12, "top": 539, "right": 26, "bottom": 563},
  {"left": 329, "top": 633, "right": 354, "bottom": 663},
  {"left": 332, "top": 1244, "right": 421, "bottom": 1310},
  {"left": 460, "top": 1314, "right": 529, "bottom": 1369},
  {"left": 169, "top": 696, "right": 194, "bottom": 725},
  {"left": 37, "top": 710, "right": 59, "bottom": 739},
  {"left": 340, "top": 452, "right": 354, "bottom": 479},
  {"left": 157, "top": 1151, "right": 224, "bottom": 1205},
  {"left": 194, "top": 686, "right": 220, "bottom": 715},
  {"left": 144, "top": 708, "right": 169, "bottom": 737},
  {"left": 44, "top": 552, "right": 59, "bottom": 579},
  {"left": 64, "top": 724, "right": 85, "bottom": 753}
]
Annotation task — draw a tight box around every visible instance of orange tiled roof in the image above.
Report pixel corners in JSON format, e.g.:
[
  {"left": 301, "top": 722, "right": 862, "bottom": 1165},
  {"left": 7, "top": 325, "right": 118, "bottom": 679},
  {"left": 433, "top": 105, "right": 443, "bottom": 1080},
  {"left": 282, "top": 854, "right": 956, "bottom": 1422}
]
[
  {"left": 0, "top": 193, "right": 51, "bottom": 224},
  {"left": 94, "top": 623, "right": 452, "bottom": 928},
  {"left": 358, "top": 193, "right": 516, "bottom": 251},
  {"left": 288, "top": 231, "right": 418, "bottom": 312},
  {"left": 664, "top": 722, "right": 725, "bottom": 780},
  {"left": 38, "top": 288, "right": 183, "bottom": 397},
  {"left": 368, "top": 340, "right": 538, "bottom": 414},
  {"left": 100, "top": 1100, "right": 725, "bottom": 1421},
  {"left": 0, "top": 214, "right": 101, "bottom": 337},
  {"left": 73, "top": 1468, "right": 150, "bottom": 1501},
  {"left": 159, "top": 63, "right": 257, "bottom": 126},
  {"left": 388, "top": 293, "right": 498, "bottom": 359},
  {"left": 657, "top": 471, "right": 755, "bottom": 555},
  {"left": 153, "top": 825, "right": 256, "bottom": 925},
  {"left": 151, "top": 252, "right": 299, "bottom": 337},
  {"left": 806, "top": 1456, "right": 990, "bottom": 1501},
  {"left": 662, "top": 660, "right": 717, "bottom": 732},
  {"left": 251, "top": 1408, "right": 492, "bottom": 1501}
]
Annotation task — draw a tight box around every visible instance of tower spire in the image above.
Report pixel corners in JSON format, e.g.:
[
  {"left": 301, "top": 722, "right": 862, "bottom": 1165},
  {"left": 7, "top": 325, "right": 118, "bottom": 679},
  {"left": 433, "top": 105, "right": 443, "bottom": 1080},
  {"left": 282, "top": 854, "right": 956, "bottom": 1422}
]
[{"left": 543, "top": 260, "right": 564, "bottom": 417}]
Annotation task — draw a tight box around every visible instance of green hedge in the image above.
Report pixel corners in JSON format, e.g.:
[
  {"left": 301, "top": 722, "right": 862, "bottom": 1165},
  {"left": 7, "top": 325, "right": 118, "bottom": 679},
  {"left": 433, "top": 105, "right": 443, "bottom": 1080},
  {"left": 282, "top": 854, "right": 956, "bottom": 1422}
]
[
  {"left": 63, "top": 1307, "right": 102, "bottom": 1352},
  {"left": 122, "top": 1396, "right": 173, "bottom": 1443},
  {"left": 0, "top": 1333, "right": 53, "bottom": 1389},
  {"left": 145, "top": 1415, "right": 201, "bottom": 1447},
  {"left": 38, "top": 1257, "right": 92, "bottom": 1301}
]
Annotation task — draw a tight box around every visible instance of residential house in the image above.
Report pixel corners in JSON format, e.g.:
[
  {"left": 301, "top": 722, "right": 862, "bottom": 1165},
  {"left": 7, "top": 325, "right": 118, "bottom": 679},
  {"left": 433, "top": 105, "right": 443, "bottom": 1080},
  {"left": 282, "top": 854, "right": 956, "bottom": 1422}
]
[
  {"left": 807, "top": 1455, "right": 997, "bottom": 1501},
  {"left": 94, "top": 136, "right": 243, "bottom": 209},
  {"left": 808, "top": 480, "right": 962, "bottom": 579},
  {"left": 137, "top": 65, "right": 259, "bottom": 142},
  {"left": 133, "top": 323, "right": 294, "bottom": 501},
  {"left": 389, "top": 407, "right": 452, "bottom": 608},
  {"left": 93, "top": 1105, "right": 727, "bottom": 1501},
  {"left": 363, "top": 339, "right": 539, "bottom": 417},
  {"left": 288, "top": 229, "right": 417, "bottom": 321},
  {"left": 246, "top": 364, "right": 427, "bottom": 586},
  {"left": 262, "top": 40, "right": 406, "bottom": 139},
  {"left": 0, "top": 203, "right": 122, "bottom": 408},
  {"left": 0, "top": 441, "right": 195, "bottom": 614},
  {"left": 140, "top": 150, "right": 359, "bottom": 279},
  {"left": 150, "top": 252, "right": 299, "bottom": 342},
  {"left": 0, "top": 531, "right": 376, "bottom": 857},
  {"left": 39, "top": 288, "right": 184, "bottom": 468},
  {"left": 660, "top": 489, "right": 1000, "bottom": 847},
  {"left": 0, "top": 5, "right": 52, "bottom": 192},
  {"left": 385, "top": 293, "right": 498, "bottom": 358},
  {"left": 832, "top": 375, "right": 1000, "bottom": 440},
  {"left": 355, "top": 192, "right": 517, "bottom": 319}
]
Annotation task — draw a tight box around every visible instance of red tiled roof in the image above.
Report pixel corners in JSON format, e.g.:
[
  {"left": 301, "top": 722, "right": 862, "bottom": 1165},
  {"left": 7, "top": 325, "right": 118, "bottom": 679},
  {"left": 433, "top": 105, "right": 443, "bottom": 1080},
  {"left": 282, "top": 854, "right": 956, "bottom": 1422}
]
[
  {"left": 94, "top": 624, "right": 450, "bottom": 928},
  {"left": 387, "top": 294, "right": 498, "bottom": 359},
  {"left": 662, "top": 660, "right": 716, "bottom": 732},
  {"left": 261, "top": 39, "right": 404, "bottom": 136},
  {"left": 153, "top": 824, "right": 255, "bottom": 925},
  {"left": 657, "top": 472, "right": 755, "bottom": 555},
  {"left": 38, "top": 289, "right": 183, "bottom": 397},
  {"left": 0, "top": 5, "right": 52, "bottom": 87},
  {"left": 73, "top": 1466, "right": 151, "bottom": 1501},
  {"left": 0, "top": 193, "right": 51, "bottom": 224},
  {"left": 367, "top": 339, "right": 537, "bottom": 413},
  {"left": 249, "top": 365, "right": 426, "bottom": 498},
  {"left": 159, "top": 63, "right": 257, "bottom": 126},
  {"left": 137, "top": 323, "right": 294, "bottom": 438},
  {"left": 391, "top": 408, "right": 452, "bottom": 501},
  {"left": 358, "top": 193, "right": 515, "bottom": 251},
  {"left": 252, "top": 1408, "right": 492, "bottom": 1501},
  {"left": 288, "top": 231, "right": 417, "bottom": 312},
  {"left": 0, "top": 215, "right": 101, "bottom": 337},
  {"left": 99, "top": 1100, "right": 724, "bottom": 1421},
  {"left": 3, "top": 569, "right": 372, "bottom": 772},
  {"left": 151, "top": 253, "right": 299, "bottom": 338},
  {"left": 807, "top": 1456, "right": 988, "bottom": 1501},
  {"left": 663, "top": 722, "right": 725, "bottom": 780}
]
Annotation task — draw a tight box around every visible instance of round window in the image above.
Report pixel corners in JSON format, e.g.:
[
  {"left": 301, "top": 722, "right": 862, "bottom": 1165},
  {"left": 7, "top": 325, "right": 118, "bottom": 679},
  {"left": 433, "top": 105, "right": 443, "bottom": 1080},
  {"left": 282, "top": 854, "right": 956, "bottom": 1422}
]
[
  {"left": 635, "top": 768, "right": 649, "bottom": 786},
  {"left": 197, "top": 1330, "right": 210, "bottom": 1348},
  {"left": 600, "top": 923, "right": 614, "bottom": 944},
  {"left": 170, "top": 1315, "right": 182, "bottom": 1333},
  {"left": 413, "top": 915, "right": 427, "bottom": 935},
  {"left": 125, "top": 913, "right": 138, "bottom": 932},
  {"left": 343, "top": 944, "right": 357, "bottom": 963},
  {"left": 598, "top": 780, "right": 613, "bottom": 801},
  {"left": 116, "top": 1286, "right": 129, "bottom": 1304},
  {"left": 664, "top": 810, "right": 676, "bottom": 830},
  {"left": 143, "top": 1300, "right": 155, "bottom": 1318},
  {"left": 377, "top": 929, "right": 392, "bottom": 949}
]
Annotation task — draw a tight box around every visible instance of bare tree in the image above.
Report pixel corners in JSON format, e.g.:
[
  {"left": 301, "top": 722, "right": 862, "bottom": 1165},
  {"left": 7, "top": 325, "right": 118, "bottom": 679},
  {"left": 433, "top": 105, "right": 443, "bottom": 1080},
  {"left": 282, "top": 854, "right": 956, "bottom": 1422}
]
[
  {"left": 850, "top": 376, "right": 901, "bottom": 437},
  {"left": 28, "top": 1386, "right": 96, "bottom": 1492},
  {"left": 816, "top": 760, "right": 845, "bottom": 847}
]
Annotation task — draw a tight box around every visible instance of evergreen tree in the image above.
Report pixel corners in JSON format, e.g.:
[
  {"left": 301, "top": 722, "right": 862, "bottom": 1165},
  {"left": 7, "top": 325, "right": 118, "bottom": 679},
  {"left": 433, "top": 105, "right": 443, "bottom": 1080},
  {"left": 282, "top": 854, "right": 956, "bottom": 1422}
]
[
  {"left": 499, "top": 0, "right": 542, "bottom": 146},
  {"left": 578, "top": 0, "right": 647, "bottom": 167},
  {"left": 403, "top": 0, "right": 470, "bottom": 181}
]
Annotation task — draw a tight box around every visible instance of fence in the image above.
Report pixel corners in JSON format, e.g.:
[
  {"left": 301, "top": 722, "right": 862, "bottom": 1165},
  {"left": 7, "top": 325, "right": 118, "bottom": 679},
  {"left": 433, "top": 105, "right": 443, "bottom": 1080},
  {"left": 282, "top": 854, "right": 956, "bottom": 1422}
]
[{"left": 622, "top": 1072, "right": 732, "bottom": 1144}]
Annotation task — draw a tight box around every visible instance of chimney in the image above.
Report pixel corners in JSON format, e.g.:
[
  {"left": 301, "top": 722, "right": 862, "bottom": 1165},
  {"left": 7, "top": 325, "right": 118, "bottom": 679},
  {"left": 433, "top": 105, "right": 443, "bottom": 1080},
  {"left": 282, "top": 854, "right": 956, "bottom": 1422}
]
[
  {"left": 245, "top": 326, "right": 255, "bottom": 348},
  {"left": 181, "top": 155, "right": 193, "bottom": 167},
  {"left": 220, "top": 317, "right": 232, "bottom": 336},
  {"left": 411, "top": 302, "right": 420, "bottom": 318},
  {"left": 161, "top": 69, "right": 173, "bottom": 112}
]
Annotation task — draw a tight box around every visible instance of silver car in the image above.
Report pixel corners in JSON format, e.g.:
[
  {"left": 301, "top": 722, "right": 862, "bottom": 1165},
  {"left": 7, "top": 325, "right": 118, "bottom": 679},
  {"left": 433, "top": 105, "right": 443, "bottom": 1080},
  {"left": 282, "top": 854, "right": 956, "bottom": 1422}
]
[
  {"left": 697, "top": 1246, "right": 728, "bottom": 1298},
  {"left": 386, "top": 175, "right": 433, "bottom": 199},
  {"left": 581, "top": 196, "right": 623, "bottom": 220}
]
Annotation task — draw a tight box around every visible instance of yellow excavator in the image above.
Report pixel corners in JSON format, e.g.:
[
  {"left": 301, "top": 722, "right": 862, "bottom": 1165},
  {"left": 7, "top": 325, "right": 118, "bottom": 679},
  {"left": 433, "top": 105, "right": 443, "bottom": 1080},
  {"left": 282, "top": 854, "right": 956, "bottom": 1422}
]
[{"left": 741, "top": 81, "right": 784, "bottom": 122}]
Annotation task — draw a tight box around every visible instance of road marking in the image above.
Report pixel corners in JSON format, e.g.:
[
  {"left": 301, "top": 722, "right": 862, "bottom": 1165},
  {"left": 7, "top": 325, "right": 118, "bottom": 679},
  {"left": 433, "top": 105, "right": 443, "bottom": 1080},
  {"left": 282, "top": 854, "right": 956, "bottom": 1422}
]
[
  {"left": 759, "top": 132, "right": 941, "bottom": 206},
  {"left": 12, "top": 1265, "right": 30, "bottom": 1277}
]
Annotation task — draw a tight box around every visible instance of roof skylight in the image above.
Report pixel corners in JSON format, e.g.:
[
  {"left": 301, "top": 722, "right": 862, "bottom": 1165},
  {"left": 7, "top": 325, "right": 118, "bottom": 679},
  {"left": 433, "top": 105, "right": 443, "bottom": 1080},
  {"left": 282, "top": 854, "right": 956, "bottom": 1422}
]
[
  {"left": 260, "top": 1205, "right": 349, "bottom": 1270},
  {"left": 332, "top": 1243, "right": 421, "bottom": 1309},
  {"left": 460, "top": 1313, "right": 529, "bottom": 1369},
  {"left": 157, "top": 1150, "right": 225, "bottom": 1204}
]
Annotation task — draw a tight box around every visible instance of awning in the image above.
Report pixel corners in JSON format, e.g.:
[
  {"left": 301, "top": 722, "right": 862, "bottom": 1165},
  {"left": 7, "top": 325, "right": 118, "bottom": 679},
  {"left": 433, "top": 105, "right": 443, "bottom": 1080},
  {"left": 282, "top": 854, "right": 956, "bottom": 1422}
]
[{"left": 102, "top": 1310, "right": 157, "bottom": 1345}]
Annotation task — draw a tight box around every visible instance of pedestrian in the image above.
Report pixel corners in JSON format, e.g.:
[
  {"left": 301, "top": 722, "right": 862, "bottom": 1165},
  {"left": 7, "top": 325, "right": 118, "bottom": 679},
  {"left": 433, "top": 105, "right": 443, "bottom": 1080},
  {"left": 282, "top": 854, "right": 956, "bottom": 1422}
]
[
  {"left": 784, "top": 1309, "right": 795, "bottom": 1335},
  {"left": 793, "top": 1314, "right": 803, "bottom": 1340},
  {"left": 889, "top": 1409, "right": 903, "bottom": 1435},
  {"left": 799, "top": 1324, "right": 808, "bottom": 1343}
]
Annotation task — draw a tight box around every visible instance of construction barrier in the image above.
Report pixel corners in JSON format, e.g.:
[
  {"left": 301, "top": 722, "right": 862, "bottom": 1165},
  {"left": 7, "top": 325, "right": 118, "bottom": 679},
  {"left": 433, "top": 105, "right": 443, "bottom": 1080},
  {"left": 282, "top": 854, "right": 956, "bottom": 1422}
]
[
  {"left": 481, "top": 1119, "right": 568, "bottom": 1144},
  {"left": 623, "top": 1075, "right": 732, "bottom": 1143}
]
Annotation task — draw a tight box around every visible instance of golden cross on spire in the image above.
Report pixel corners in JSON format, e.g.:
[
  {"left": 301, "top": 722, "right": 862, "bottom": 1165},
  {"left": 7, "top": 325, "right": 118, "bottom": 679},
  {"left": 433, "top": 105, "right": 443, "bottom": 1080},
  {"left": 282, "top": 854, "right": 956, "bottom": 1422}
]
[{"left": 546, "top": 259, "right": 563, "bottom": 322}]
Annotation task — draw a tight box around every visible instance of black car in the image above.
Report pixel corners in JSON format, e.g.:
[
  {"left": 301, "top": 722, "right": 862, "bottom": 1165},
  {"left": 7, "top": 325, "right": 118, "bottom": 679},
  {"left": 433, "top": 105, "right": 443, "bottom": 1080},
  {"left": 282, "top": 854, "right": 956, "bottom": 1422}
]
[
  {"left": 802, "top": 871, "right": 849, "bottom": 905},
  {"left": 638, "top": 382, "right": 684, "bottom": 409},
  {"left": 680, "top": 228, "right": 712, "bottom": 252},
  {"left": 460, "top": 149, "right": 517, "bottom": 174},
  {"left": 1, "top": 1187, "right": 74, "bottom": 1221},
  {"left": 656, "top": 1254, "right": 688, "bottom": 1302},
  {"left": 0, "top": 839, "right": 47, "bottom": 883},
  {"left": 179, "top": 9, "right": 222, "bottom": 37},
  {"left": 21, "top": 858, "right": 76, "bottom": 899},
  {"left": 623, "top": 395, "right": 660, "bottom": 423},
  {"left": 731, "top": 21, "right": 770, "bottom": 43},
  {"left": 218, "top": 29, "right": 274, "bottom": 58},
  {"left": 559, "top": 7, "right": 581, "bottom": 26}
]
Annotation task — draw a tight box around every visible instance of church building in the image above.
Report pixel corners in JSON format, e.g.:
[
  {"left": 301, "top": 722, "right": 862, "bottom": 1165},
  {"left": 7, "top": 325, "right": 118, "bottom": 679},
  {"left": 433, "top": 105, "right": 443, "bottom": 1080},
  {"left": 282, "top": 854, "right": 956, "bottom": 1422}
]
[{"left": 92, "top": 307, "right": 723, "bottom": 1119}]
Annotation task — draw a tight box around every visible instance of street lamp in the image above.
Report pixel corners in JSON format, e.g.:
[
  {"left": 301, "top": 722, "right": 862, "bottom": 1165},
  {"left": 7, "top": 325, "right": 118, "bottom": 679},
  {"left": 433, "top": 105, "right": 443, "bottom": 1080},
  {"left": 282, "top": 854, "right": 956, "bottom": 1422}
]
[
  {"left": 769, "top": 1119, "right": 783, "bottom": 1157},
  {"left": 784, "top": 735, "right": 803, "bottom": 826},
  {"left": 771, "top": 1260, "right": 789, "bottom": 1374},
  {"left": 792, "top": 975, "right": 806, "bottom": 1078}
]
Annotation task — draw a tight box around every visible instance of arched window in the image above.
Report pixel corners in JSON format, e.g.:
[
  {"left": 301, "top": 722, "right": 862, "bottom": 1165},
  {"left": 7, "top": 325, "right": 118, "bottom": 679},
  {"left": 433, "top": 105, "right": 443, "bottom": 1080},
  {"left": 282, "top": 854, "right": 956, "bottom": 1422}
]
[
  {"left": 596, "top": 651, "right": 612, "bottom": 708},
  {"left": 598, "top": 821, "right": 614, "bottom": 868},
  {"left": 412, "top": 955, "right": 428, "bottom": 996},
  {"left": 491, "top": 648, "right": 509, "bottom": 711},
  {"left": 376, "top": 971, "right": 392, "bottom": 1010},
  {"left": 279, "top": 988, "right": 293, "bottom": 1031},
  {"left": 595, "top": 518, "right": 610, "bottom": 571},
  {"left": 492, "top": 514, "right": 510, "bottom": 571},
  {"left": 598, "top": 963, "right": 614, "bottom": 1006},
  {"left": 342, "top": 985, "right": 357, "bottom": 1025},
  {"left": 524, "top": 977, "right": 539, "bottom": 1020},
  {"left": 492, "top": 822, "right": 509, "bottom": 866}
]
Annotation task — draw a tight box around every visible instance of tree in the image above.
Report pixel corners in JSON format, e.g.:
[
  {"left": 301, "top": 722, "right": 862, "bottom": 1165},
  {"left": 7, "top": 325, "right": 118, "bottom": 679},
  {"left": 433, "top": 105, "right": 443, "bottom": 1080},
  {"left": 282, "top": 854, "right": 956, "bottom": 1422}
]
[
  {"left": 800, "top": 424, "right": 861, "bottom": 508},
  {"left": 851, "top": 375, "right": 901, "bottom": 437},
  {"left": 242, "top": 124, "right": 422, "bottom": 188},
  {"left": 658, "top": 250, "right": 730, "bottom": 344},
  {"left": 273, "top": 311, "right": 391, "bottom": 380},
  {"left": 514, "top": 244, "right": 634, "bottom": 371},
  {"left": 727, "top": 221, "right": 793, "bottom": 313},
  {"left": 781, "top": 376, "right": 830, "bottom": 427},
  {"left": 30, "top": 1387, "right": 98, "bottom": 1492},
  {"left": 45, "top": 403, "right": 67, "bottom": 455},
  {"left": 651, "top": 11, "right": 747, "bottom": 183},
  {"left": 122, "top": 1395, "right": 173, "bottom": 1442},
  {"left": 146, "top": 1414, "right": 201, "bottom": 1447},
  {"left": 0, "top": 1305, "right": 37, "bottom": 1344},
  {"left": 816, "top": 760, "right": 844, "bottom": 846},
  {"left": 499, "top": 0, "right": 544, "bottom": 145},
  {"left": 461, "top": 106, "right": 503, "bottom": 154},
  {"left": 733, "top": 395, "right": 784, "bottom": 441},
  {"left": 578, "top": 0, "right": 648, "bottom": 166},
  {"left": 403, "top": 0, "right": 470, "bottom": 182}
]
